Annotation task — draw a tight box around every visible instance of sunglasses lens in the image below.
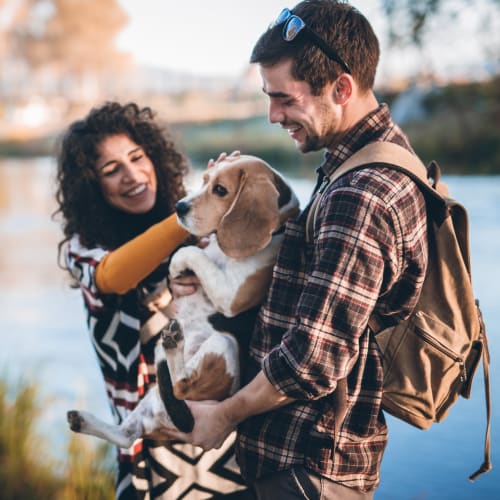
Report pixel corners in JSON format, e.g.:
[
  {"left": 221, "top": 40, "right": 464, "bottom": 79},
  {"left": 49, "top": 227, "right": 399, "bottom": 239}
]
[
  {"left": 283, "top": 16, "right": 305, "bottom": 41},
  {"left": 275, "top": 8, "right": 292, "bottom": 26}
]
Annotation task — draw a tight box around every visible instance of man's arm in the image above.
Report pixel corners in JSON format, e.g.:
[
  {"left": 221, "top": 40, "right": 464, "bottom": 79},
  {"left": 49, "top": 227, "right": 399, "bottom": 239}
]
[{"left": 163, "top": 370, "right": 295, "bottom": 450}]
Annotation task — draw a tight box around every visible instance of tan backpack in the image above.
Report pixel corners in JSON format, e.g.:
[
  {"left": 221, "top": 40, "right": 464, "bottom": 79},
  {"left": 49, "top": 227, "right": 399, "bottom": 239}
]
[{"left": 305, "top": 142, "right": 491, "bottom": 481}]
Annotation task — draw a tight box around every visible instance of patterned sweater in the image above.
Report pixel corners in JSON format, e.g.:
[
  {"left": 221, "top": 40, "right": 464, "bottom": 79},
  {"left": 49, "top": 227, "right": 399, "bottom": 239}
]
[{"left": 66, "top": 235, "right": 245, "bottom": 499}]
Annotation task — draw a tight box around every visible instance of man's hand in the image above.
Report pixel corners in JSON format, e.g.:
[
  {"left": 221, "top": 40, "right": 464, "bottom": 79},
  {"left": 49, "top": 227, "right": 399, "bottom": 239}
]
[
  {"left": 160, "top": 372, "right": 295, "bottom": 450},
  {"left": 169, "top": 273, "right": 201, "bottom": 299},
  {"left": 162, "top": 400, "right": 235, "bottom": 451},
  {"left": 169, "top": 236, "right": 209, "bottom": 299}
]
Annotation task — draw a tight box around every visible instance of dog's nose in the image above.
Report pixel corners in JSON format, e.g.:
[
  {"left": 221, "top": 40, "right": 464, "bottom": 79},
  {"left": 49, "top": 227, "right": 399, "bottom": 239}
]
[{"left": 175, "top": 200, "right": 190, "bottom": 217}]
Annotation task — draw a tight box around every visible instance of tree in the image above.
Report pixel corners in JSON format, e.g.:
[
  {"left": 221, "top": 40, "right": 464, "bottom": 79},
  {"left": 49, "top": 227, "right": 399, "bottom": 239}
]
[
  {"left": 382, "top": 0, "right": 500, "bottom": 47},
  {"left": 378, "top": 0, "right": 500, "bottom": 81},
  {"left": 2, "top": 0, "right": 131, "bottom": 100},
  {"left": 0, "top": 0, "right": 26, "bottom": 58},
  {"left": 11, "top": 0, "right": 129, "bottom": 73},
  {"left": 43, "top": 0, "right": 129, "bottom": 74}
]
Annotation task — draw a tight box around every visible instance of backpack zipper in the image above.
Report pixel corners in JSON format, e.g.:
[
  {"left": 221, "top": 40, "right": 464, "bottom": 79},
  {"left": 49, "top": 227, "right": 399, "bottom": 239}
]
[{"left": 414, "top": 321, "right": 467, "bottom": 383}]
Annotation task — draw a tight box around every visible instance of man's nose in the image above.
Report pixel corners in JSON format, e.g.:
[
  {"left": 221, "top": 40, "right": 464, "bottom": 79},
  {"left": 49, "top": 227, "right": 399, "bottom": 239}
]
[{"left": 269, "top": 101, "right": 285, "bottom": 124}]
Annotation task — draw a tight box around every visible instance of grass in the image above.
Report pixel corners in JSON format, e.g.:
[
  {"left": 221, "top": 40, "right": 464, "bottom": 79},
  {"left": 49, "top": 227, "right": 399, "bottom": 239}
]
[{"left": 0, "top": 376, "right": 115, "bottom": 500}]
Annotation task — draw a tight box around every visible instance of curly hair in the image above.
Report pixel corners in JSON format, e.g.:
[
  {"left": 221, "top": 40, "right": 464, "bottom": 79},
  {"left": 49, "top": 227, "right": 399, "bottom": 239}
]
[
  {"left": 250, "top": 0, "right": 379, "bottom": 95},
  {"left": 55, "top": 102, "right": 188, "bottom": 257}
]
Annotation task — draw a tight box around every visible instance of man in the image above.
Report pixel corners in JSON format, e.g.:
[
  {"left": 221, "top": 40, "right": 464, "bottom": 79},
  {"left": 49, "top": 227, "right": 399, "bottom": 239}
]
[{"left": 168, "top": 1, "right": 428, "bottom": 498}]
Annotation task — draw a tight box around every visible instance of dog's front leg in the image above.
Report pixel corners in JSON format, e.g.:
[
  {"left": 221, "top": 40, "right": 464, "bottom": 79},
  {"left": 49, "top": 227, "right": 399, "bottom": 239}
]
[{"left": 169, "top": 246, "right": 239, "bottom": 316}]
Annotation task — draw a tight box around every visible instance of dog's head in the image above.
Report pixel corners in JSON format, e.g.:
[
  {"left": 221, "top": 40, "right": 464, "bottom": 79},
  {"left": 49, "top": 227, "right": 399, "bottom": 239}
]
[{"left": 176, "top": 155, "right": 299, "bottom": 258}]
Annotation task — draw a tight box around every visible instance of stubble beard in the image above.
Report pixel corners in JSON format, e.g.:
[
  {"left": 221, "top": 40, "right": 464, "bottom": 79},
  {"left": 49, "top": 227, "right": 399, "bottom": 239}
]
[{"left": 299, "top": 134, "right": 324, "bottom": 154}]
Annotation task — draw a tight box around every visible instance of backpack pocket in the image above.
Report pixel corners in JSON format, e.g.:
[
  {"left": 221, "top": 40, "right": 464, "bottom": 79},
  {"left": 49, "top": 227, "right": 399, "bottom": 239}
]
[{"left": 375, "top": 310, "right": 467, "bottom": 429}]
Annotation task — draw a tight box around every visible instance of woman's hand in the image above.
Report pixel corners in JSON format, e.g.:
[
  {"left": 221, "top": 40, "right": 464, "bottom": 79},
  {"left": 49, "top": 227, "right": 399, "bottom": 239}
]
[{"left": 207, "top": 150, "right": 241, "bottom": 169}]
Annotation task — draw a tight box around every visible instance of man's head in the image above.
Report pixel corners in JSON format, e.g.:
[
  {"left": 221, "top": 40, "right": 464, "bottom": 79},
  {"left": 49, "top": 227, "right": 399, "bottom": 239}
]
[
  {"left": 251, "top": 0, "right": 379, "bottom": 95},
  {"left": 250, "top": 1, "right": 380, "bottom": 153}
]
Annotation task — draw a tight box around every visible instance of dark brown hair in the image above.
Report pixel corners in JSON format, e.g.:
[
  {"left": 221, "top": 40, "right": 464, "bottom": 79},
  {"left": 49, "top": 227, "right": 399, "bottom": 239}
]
[
  {"left": 250, "top": 0, "right": 379, "bottom": 94},
  {"left": 54, "top": 102, "right": 188, "bottom": 256}
]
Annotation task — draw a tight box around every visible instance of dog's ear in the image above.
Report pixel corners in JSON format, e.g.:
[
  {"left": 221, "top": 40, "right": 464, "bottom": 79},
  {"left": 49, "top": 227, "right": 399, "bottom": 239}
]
[{"left": 217, "top": 169, "right": 281, "bottom": 258}]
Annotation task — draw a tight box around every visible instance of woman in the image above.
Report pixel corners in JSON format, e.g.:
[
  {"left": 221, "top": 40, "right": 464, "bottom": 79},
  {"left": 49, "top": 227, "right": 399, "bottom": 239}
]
[{"left": 55, "top": 102, "right": 247, "bottom": 499}]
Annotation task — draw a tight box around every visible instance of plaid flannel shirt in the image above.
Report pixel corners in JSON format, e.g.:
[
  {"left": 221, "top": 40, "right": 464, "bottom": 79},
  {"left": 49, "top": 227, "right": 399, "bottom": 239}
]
[{"left": 236, "top": 104, "right": 428, "bottom": 492}]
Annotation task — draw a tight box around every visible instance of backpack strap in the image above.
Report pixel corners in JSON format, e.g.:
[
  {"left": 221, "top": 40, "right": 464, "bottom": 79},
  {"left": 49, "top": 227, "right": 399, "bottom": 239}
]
[
  {"left": 469, "top": 303, "right": 493, "bottom": 481},
  {"left": 305, "top": 142, "right": 433, "bottom": 243},
  {"left": 334, "top": 141, "right": 429, "bottom": 184}
]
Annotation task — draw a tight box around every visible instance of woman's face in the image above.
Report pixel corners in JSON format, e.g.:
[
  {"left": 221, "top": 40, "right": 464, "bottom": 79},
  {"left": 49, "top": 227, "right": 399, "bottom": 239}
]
[{"left": 96, "top": 133, "right": 158, "bottom": 214}]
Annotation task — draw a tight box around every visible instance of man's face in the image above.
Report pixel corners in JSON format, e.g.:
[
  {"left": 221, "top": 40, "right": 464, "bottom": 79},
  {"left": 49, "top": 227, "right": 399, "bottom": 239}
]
[{"left": 259, "top": 59, "right": 341, "bottom": 153}]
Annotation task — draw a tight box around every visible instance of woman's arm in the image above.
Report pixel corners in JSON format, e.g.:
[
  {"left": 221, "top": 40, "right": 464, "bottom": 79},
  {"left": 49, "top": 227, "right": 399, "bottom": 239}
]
[{"left": 95, "top": 213, "right": 189, "bottom": 294}]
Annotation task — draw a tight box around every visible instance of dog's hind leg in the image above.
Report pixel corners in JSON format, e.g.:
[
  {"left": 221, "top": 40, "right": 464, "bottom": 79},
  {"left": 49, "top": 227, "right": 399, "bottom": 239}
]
[
  {"left": 157, "top": 319, "right": 195, "bottom": 433},
  {"left": 67, "top": 409, "right": 142, "bottom": 449}
]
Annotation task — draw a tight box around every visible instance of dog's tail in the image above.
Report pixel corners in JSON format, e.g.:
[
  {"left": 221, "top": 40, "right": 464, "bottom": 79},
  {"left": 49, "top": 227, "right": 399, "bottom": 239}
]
[{"left": 157, "top": 360, "right": 195, "bottom": 433}]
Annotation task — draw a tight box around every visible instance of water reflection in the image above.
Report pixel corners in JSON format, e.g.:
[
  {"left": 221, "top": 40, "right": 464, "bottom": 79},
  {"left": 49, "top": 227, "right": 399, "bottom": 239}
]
[
  {"left": 0, "top": 157, "right": 67, "bottom": 289},
  {"left": 1, "top": 157, "right": 499, "bottom": 499}
]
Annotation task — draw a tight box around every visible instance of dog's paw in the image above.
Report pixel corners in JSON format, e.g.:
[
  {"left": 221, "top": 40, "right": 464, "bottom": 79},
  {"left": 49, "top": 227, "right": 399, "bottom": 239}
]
[
  {"left": 162, "top": 319, "right": 184, "bottom": 349},
  {"left": 169, "top": 246, "right": 204, "bottom": 278},
  {"left": 67, "top": 410, "right": 84, "bottom": 432}
]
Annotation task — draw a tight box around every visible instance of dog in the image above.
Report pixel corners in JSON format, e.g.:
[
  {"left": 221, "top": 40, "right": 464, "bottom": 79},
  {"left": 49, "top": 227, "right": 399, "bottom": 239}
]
[{"left": 67, "top": 154, "right": 299, "bottom": 448}]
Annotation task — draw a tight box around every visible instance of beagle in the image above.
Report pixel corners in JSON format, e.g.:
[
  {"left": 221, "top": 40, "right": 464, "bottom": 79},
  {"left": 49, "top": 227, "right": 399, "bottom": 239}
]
[{"left": 67, "top": 154, "right": 300, "bottom": 447}]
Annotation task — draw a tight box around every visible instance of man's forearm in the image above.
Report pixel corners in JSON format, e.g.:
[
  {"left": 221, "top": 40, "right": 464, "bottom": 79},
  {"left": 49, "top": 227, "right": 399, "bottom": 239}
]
[
  {"left": 161, "top": 370, "right": 296, "bottom": 450},
  {"left": 221, "top": 370, "right": 296, "bottom": 426}
]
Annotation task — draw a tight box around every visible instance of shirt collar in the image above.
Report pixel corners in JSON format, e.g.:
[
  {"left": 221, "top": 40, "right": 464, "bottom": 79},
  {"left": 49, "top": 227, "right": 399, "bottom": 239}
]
[{"left": 317, "top": 103, "right": 394, "bottom": 180}]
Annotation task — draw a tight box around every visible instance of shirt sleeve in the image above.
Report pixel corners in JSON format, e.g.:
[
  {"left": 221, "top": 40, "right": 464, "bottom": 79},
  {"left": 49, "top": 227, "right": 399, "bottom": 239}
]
[
  {"left": 95, "top": 213, "right": 189, "bottom": 294},
  {"left": 262, "top": 174, "right": 405, "bottom": 400},
  {"left": 65, "top": 214, "right": 189, "bottom": 305}
]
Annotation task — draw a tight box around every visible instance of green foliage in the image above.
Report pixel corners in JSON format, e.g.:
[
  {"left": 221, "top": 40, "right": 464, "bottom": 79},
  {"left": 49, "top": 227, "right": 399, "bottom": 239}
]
[
  {"left": 0, "top": 376, "right": 115, "bottom": 500},
  {"left": 405, "top": 76, "right": 500, "bottom": 174}
]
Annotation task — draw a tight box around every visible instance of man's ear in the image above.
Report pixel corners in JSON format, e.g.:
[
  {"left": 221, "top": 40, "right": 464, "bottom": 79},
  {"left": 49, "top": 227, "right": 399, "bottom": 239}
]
[{"left": 333, "top": 74, "right": 353, "bottom": 104}]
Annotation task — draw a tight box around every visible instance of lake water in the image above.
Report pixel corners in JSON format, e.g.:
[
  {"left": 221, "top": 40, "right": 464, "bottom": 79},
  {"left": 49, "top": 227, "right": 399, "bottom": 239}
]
[{"left": 0, "top": 157, "right": 498, "bottom": 499}]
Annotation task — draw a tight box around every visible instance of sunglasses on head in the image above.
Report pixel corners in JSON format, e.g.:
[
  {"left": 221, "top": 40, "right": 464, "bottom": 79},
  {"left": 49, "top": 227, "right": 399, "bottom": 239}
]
[{"left": 270, "top": 8, "right": 351, "bottom": 75}]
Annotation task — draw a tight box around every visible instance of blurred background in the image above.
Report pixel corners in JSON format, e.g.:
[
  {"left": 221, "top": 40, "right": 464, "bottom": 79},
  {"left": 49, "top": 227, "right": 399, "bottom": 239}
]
[{"left": 0, "top": 0, "right": 499, "bottom": 498}]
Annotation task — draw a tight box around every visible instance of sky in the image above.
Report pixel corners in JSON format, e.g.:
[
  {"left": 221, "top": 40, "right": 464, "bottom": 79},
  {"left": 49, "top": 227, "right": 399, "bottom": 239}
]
[
  {"left": 116, "top": 0, "right": 498, "bottom": 83},
  {"left": 116, "top": 0, "right": 315, "bottom": 77}
]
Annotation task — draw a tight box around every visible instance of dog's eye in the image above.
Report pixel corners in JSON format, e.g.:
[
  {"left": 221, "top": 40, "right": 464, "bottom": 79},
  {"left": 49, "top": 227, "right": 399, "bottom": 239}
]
[{"left": 213, "top": 184, "right": 228, "bottom": 197}]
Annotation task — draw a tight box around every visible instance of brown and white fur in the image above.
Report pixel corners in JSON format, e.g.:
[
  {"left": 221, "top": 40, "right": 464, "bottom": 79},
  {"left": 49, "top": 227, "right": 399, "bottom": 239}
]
[{"left": 67, "top": 154, "right": 299, "bottom": 448}]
